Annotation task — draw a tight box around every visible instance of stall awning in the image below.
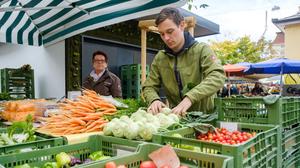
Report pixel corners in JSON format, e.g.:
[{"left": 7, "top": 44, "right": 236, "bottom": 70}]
[{"left": 0, "top": 0, "right": 185, "bottom": 46}]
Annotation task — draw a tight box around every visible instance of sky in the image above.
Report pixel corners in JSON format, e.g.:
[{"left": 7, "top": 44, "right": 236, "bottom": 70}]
[{"left": 182, "top": 0, "right": 300, "bottom": 42}]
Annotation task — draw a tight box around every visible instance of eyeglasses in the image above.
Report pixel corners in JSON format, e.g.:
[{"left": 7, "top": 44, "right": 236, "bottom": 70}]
[{"left": 93, "top": 59, "right": 106, "bottom": 63}]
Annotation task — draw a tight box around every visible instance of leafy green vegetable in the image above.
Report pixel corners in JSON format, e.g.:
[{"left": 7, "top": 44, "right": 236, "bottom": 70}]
[
  {"left": 89, "top": 151, "right": 104, "bottom": 161},
  {"left": 180, "top": 111, "right": 217, "bottom": 125},
  {"left": 55, "top": 152, "right": 71, "bottom": 167},
  {"left": 8, "top": 115, "right": 36, "bottom": 142},
  {"left": 14, "top": 164, "right": 31, "bottom": 168},
  {"left": 42, "top": 162, "right": 58, "bottom": 168},
  {"left": 104, "top": 99, "right": 147, "bottom": 120},
  {"left": 0, "top": 92, "right": 11, "bottom": 100}
]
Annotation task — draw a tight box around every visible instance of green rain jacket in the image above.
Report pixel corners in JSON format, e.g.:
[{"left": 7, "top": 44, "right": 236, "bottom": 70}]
[{"left": 142, "top": 33, "right": 225, "bottom": 113}]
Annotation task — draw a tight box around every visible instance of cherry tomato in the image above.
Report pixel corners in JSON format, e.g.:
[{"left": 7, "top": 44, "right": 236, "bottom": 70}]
[
  {"left": 105, "top": 162, "right": 117, "bottom": 168},
  {"left": 140, "top": 161, "right": 156, "bottom": 168}
]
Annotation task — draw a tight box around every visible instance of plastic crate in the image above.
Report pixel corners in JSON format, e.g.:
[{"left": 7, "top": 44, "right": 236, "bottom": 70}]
[
  {"left": 1, "top": 68, "right": 35, "bottom": 99},
  {"left": 84, "top": 143, "right": 234, "bottom": 168},
  {"left": 0, "top": 128, "right": 66, "bottom": 155},
  {"left": 152, "top": 122, "right": 280, "bottom": 168},
  {"left": 282, "top": 123, "right": 300, "bottom": 165},
  {"left": 120, "top": 64, "right": 149, "bottom": 99},
  {"left": 0, "top": 135, "right": 141, "bottom": 168},
  {"left": 282, "top": 148, "right": 300, "bottom": 168},
  {"left": 216, "top": 97, "right": 300, "bottom": 129}
]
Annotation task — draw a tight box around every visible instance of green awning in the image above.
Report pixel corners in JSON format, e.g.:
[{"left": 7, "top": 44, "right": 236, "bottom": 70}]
[{"left": 0, "top": 0, "right": 185, "bottom": 46}]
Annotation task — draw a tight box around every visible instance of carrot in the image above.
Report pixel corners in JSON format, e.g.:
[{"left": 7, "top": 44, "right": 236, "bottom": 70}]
[
  {"left": 71, "top": 110, "right": 88, "bottom": 116},
  {"left": 69, "top": 118, "right": 86, "bottom": 126},
  {"left": 75, "top": 106, "right": 95, "bottom": 113},
  {"left": 85, "top": 126, "right": 102, "bottom": 133}
]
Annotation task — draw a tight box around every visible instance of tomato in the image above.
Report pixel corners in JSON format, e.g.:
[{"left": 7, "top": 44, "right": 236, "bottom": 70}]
[
  {"left": 246, "top": 133, "right": 253, "bottom": 138},
  {"left": 140, "top": 161, "right": 157, "bottom": 168},
  {"left": 230, "top": 140, "right": 236, "bottom": 145},
  {"left": 243, "top": 135, "right": 249, "bottom": 141},
  {"left": 117, "top": 165, "right": 127, "bottom": 168},
  {"left": 179, "top": 165, "right": 189, "bottom": 168},
  {"left": 105, "top": 162, "right": 117, "bottom": 168},
  {"left": 160, "top": 165, "right": 171, "bottom": 168}
]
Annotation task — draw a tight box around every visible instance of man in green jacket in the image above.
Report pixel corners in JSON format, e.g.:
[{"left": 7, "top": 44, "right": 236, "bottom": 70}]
[{"left": 142, "top": 7, "right": 226, "bottom": 116}]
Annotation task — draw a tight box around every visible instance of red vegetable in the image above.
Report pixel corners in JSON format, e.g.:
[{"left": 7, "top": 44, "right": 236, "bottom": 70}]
[
  {"left": 105, "top": 161, "right": 117, "bottom": 168},
  {"left": 117, "top": 165, "right": 127, "bottom": 168},
  {"left": 140, "top": 161, "right": 157, "bottom": 168}
]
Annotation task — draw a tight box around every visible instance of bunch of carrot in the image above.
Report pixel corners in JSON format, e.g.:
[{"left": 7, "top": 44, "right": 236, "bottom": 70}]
[{"left": 38, "top": 89, "right": 117, "bottom": 135}]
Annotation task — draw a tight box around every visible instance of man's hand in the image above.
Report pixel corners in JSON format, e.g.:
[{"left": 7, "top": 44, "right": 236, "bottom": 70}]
[
  {"left": 172, "top": 97, "right": 192, "bottom": 116},
  {"left": 148, "top": 100, "right": 166, "bottom": 115}
]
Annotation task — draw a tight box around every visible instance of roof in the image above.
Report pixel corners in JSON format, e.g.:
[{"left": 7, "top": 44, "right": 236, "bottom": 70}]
[
  {"left": 272, "top": 32, "right": 285, "bottom": 44},
  {"left": 0, "top": 0, "right": 185, "bottom": 46},
  {"left": 137, "top": 8, "right": 220, "bottom": 38},
  {"left": 272, "top": 8, "right": 300, "bottom": 32}
]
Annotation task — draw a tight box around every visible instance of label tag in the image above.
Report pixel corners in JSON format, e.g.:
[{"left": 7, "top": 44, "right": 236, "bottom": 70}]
[
  {"left": 220, "top": 122, "right": 238, "bottom": 132},
  {"left": 67, "top": 91, "right": 81, "bottom": 100}
]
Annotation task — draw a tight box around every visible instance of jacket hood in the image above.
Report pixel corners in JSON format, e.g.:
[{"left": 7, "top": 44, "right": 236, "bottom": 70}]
[{"left": 164, "top": 31, "right": 197, "bottom": 56}]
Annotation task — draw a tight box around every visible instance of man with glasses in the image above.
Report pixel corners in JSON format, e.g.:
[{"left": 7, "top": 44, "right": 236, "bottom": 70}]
[
  {"left": 83, "top": 51, "right": 122, "bottom": 98},
  {"left": 142, "top": 8, "right": 225, "bottom": 116}
]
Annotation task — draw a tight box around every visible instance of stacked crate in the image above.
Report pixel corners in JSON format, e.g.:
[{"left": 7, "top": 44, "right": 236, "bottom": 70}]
[
  {"left": 0, "top": 68, "right": 35, "bottom": 99},
  {"left": 120, "top": 64, "right": 149, "bottom": 99},
  {"left": 215, "top": 97, "right": 300, "bottom": 168}
]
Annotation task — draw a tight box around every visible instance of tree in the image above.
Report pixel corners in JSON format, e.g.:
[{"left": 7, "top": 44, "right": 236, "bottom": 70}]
[
  {"left": 187, "top": 0, "right": 209, "bottom": 10},
  {"left": 209, "top": 36, "right": 273, "bottom": 65}
]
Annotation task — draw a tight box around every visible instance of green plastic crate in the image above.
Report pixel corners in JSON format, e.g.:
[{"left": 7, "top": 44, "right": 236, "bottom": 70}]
[
  {"left": 120, "top": 64, "right": 149, "bottom": 99},
  {"left": 84, "top": 143, "right": 234, "bottom": 168},
  {"left": 216, "top": 97, "right": 300, "bottom": 129},
  {"left": 1, "top": 68, "right": 35, "bottom": 99},
  {"left": 282, "top": 148, "right": 300, "bottom": 168},
  {"left": 282, "top": 123, "right": 300, "bottom": 162},
  {"left": 0, "top": 135, "right": 141, "bottom": 168},
  {"left": 0, "top": 128, "right": 66, "bottom": 155},
  {"left": 152, "top": 122, "right": 281, "bottom": 168}
]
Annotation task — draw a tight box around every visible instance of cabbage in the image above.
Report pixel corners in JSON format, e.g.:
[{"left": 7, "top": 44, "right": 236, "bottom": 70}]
[
  {"left": 168, "top": 113, "right": 180, "bottom": 123},
  {"left": 112, "top": 121, "right": 127, "bottom": 137},
  {"left": 139, "top": 123, "right": 158, "bottom": 140},
  {"left": 144, "top": 113, "right": 160, "bottom": 128},
  {"left": 136, "top": 108, "right": 147, "bottom": 115},
  {"left": 130, "top": 111, "right": 147, "bottom": 123},
  {"left": 124, "top": 121, "right": 140, "bottom": 140},
  {"left": 161, "top": 107, "right": 172, "bottom": 114},
  {"left": 111, "top": 118, "right": 119, "bottom": 123},
  {"left": 103, "top": 122, "right": 115, "bottom": 136},
  {"left": 156, "top": 113, "right": 174, "bottom": 128},
  {"left": 119, "top": 115, "right": 131, "bottom": 123}
]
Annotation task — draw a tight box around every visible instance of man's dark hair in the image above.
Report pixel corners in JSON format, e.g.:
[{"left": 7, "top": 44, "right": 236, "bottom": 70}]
[
  {"left": 92, "top": 50, "right": 108, "bottom": 62},
  {"left": 155, "top": 7, "right": 184, "bottom": 26}
]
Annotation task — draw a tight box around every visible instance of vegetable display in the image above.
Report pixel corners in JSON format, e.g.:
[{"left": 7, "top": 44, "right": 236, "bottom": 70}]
[
  {"left": 197, "top": 127, "right": 256, "bottom": 145},
  {"left": 13, "top": 150, "right": 111, "bottom": 168},
  {"left": 38, "top": 89, "right": 116, "bottom": 135},
  {"left": 0, "top": 115, "right": 36, "bottom": 147},
  {"left": 103, "top": 108, "right": 180, "bottom": 140}
]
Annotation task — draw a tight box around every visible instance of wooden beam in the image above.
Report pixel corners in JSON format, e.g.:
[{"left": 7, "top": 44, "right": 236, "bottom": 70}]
[
  {"left": 184, "top": 16, "right": 196, "bottom": 36},
  {"left": 141, "top": 29, "right": 147, "bottom": 84},
  {"left": 138, "top": 16, "right": 196, "bottom": 34}
]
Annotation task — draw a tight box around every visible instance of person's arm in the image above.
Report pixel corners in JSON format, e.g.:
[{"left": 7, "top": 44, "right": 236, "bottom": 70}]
[
  {"left": 184, "top": 44, "right": 226, "bottom": 103},
  {"left": 82, "top": 76, "right": 93, "bottom": 90},
  {"left": 142, "top": 56, "right": 164, "bottom": 114},
  {"left": 111, "top": 76, "right": 122, "bottom": 98}
]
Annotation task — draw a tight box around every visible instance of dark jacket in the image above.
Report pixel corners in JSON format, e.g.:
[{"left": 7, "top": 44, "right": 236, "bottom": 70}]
[{"left": 83, "top": 69, "right": 122, "bottom": 98}]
